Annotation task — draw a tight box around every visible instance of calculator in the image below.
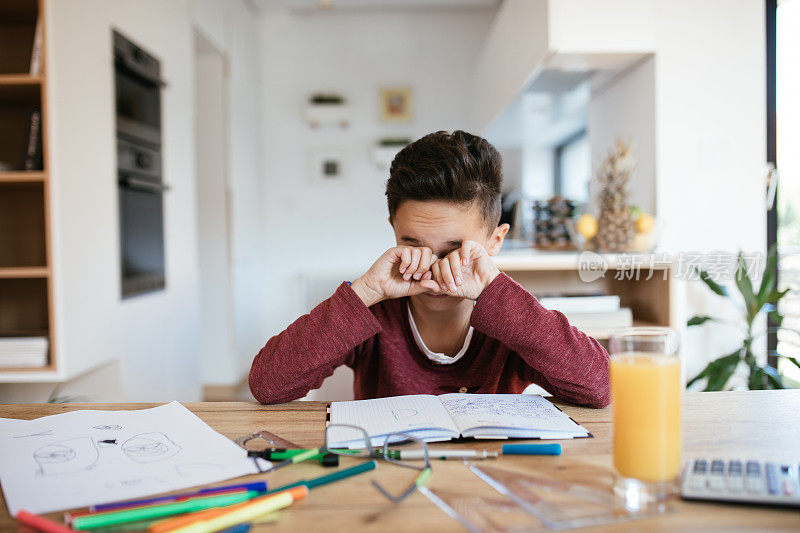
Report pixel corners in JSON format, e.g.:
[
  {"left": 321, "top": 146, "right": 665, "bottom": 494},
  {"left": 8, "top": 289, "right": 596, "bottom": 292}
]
[{"left": 681, "top": 457, "right": 800, "bottom": 507}]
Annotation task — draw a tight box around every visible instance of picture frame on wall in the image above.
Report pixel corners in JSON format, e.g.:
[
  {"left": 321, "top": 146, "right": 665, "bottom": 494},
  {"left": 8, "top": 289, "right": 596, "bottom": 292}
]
[
  {"left": 310, "top": 149, "right": 346, "bottom": 184},
  {"left": 379, "top": 86, "right": 413, "bottom": 123}
]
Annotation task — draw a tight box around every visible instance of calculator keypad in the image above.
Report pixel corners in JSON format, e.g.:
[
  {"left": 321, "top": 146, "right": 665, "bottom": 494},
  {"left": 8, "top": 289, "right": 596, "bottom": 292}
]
[{"left": 682, "top": 458, "right": 800, "bottom": 507}]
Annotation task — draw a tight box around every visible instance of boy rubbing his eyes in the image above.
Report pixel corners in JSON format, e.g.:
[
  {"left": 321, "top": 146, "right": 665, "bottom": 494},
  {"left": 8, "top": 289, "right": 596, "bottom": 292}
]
[{"left": 249, "top": 131, "right": 610, "bottom": 407}]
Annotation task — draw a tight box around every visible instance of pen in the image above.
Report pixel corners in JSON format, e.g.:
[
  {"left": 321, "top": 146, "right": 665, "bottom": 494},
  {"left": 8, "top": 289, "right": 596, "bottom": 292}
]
[
  {"left": 386, "top": 449, "right": 498, "bottom": 460},
  {"left": 90, "top": 481, "right": 268, "bottom": 512},
  {"left": 167, "top": 487, "right": 307, "bottom": 533},
  {"left": 16, "top": 510, "right": 75, "bottom": 533},
  {"left": 502, "top": 443, "right": 562, "bottom": 456},
  {"left": 72, "top": 491, "right": 259, "bottom": 530},
  {"left": 266, "top": 460, "right": 378, "bottom": 493}
]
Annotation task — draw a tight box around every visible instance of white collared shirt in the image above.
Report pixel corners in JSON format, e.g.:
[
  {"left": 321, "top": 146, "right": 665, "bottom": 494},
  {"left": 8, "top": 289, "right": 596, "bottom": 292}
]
[{"left": 406, "top": 302, "right": 473, "bottom": 364}]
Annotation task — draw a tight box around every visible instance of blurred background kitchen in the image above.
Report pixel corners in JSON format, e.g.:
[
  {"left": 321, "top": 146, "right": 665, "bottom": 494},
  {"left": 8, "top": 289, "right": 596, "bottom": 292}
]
[{"left": 0, "top": 0, "right": 798, "bottom": 403}]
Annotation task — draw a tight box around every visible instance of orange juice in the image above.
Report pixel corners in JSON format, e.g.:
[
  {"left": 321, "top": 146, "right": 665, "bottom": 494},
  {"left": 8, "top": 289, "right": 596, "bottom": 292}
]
[{"left": 610, "top": 352, "right": 681, "bottom": 482}]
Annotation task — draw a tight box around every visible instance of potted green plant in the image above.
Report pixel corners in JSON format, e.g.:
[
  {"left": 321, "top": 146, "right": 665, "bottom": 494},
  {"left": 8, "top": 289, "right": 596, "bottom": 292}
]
[{"left": 687, "top": 246, "right": 800, "bottom": 390}]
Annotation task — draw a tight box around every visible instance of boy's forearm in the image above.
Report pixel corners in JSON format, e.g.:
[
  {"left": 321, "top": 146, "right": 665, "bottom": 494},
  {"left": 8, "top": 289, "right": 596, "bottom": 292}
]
[
  {"left": 248, "top": 282, "right": 382, "bottom": 404},
  {"left": 471, "top": 273, "right": 611, "bottom": 408}
]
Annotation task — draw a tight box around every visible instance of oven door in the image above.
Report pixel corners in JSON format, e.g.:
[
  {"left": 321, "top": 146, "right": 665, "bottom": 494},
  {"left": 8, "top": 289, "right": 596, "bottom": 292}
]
[{"left": 118, "top": 173, "right": 167, "bottom": 297}]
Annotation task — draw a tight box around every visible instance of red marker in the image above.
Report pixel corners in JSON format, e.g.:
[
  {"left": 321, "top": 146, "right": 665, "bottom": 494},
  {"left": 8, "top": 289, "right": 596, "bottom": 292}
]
[{"left": 16, "top": 510, "right": 75, "bottom": 533}]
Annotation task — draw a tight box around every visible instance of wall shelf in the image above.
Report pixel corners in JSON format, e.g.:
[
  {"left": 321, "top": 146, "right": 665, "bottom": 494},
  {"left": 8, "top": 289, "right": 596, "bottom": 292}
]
[
  {"left": 0, "top": 74, "right": 42, "bottom": 85},
  {"left": 0, "top": 0, "right": 55, "bottom": 376},
  {"left": 0, "top": 266, "right": 49, "bottom": 278},
  {"left": 0, "top": 171, "right": 46, "bottom": 183}
]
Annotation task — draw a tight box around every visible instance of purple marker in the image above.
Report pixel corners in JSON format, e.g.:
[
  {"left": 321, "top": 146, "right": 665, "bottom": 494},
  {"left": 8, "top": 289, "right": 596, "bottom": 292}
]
[{"left": 89, "top": 481, "right": 268, "bottom": 512}]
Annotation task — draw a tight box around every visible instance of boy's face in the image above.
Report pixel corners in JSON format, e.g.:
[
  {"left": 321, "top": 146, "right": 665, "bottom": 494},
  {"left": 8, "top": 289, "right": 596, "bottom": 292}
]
[{"left": 391, "top": 200, "right": 508, "bottom": 311}]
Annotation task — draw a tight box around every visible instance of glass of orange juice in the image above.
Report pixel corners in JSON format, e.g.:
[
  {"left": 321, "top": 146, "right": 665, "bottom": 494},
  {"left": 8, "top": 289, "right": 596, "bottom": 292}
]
[{"left": 609, "top": 327, "right": 681, "bottom": 511}]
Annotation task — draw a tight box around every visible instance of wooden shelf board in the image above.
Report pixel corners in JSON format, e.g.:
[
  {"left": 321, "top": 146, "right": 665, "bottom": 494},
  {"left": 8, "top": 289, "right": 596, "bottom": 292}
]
[
  {"left": 0, "top": 358, "right": 117, "bottom": 384},
  {"left": 0, "top": 171, "right": 46, "bottom": 183},
  {"left": 0, "top": 74, "right": 42, "bottom": 85},
  {"left": 0, "top": 266, "right": 49, "bottom": 278}
]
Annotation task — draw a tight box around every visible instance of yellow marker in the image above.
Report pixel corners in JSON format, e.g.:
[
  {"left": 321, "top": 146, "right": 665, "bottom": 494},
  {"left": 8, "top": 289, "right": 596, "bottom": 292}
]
[{"left": 168, "top": 486, "right": 308, "bottom": 533}]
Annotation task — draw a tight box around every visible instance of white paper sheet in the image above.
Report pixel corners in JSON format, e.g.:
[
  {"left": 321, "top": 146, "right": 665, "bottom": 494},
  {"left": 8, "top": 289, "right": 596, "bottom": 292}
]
[
  {"left": 327, "top": 394, "right": 460, "bottom": 447},
  {"left": 0, "top": 402, "right": 266, "bottom": 516},
  {"left": 0, "top": 418, "right": 27, "bottom": 429}
]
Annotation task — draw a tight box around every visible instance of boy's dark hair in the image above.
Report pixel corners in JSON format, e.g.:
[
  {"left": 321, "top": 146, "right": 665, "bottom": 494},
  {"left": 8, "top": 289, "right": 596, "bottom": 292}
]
[{"left": 386, "top": 130, "right": 503, "bottom": 230}]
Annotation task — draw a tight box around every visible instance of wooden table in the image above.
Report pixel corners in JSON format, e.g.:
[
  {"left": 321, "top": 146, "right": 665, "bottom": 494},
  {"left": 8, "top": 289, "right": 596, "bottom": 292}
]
[{"left": 1, "top": 391, "right": 799, "bottom": 531}]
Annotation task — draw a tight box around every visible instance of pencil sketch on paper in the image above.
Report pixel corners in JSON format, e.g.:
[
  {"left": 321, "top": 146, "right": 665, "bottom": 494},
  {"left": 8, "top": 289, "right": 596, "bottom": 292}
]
[
  {"left": 122, "top": 432, "right": 182, "bottom": 463},
  {"left": 33, "top": 437, "right": 99, "bottom": 476},
  {"left": 441, "top": 396, "right": 558, "bottom": 420},
  {"left": 13, "top": 429, "right": 54, "bottom": 439},
  {"left": 392, "top": 408, "right": 419, "bottom": 421},
  {"left": 93, "top": 424, "right": 122, "bottom": 430},
  {"left": 105, "top": 476, "right": 165, "bottom": 490}
]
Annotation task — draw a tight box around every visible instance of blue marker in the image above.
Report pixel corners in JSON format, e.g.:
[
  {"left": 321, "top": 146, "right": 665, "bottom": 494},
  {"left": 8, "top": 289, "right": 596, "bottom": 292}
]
[{"left": 502, "top": 443, "right": 562, "bottom": 456}]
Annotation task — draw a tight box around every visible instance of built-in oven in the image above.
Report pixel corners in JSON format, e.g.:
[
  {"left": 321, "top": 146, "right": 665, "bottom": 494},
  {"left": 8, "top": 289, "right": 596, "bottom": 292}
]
[{"left": 113, "top": 30, "right": 168, "bottom": 298}]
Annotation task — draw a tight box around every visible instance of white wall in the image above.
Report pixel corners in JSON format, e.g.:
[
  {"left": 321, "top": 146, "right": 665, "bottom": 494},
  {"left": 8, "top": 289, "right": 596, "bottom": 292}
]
[
  {"left": 652, "top": 0, "right": 766, "bottom": 382},
  {"left": 0, "top": 0, "right": 263, "bottom": 403},
  {"left": 256, "top": 8, "right": 496, "bottom": 343},
  {"left": 588, "top": 56, "right": 656, "bottom": 215},
  {"left": 42, "top": 0, "right": 202, "bottom": 402},
  {"left": 471, "top": 0, "right": 549, "bottom": 132},
  {"left": 195, "top": 35, "right": 237, "bottom": 385}
]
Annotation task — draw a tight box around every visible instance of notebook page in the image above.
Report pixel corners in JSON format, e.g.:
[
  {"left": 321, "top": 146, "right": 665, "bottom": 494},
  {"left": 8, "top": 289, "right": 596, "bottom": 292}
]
[
  {"left": 438, "top": 394, "right": 587, "bottom": 436},
  {"left": 328, "top": 395, "right": 460, "bottom": 448}
]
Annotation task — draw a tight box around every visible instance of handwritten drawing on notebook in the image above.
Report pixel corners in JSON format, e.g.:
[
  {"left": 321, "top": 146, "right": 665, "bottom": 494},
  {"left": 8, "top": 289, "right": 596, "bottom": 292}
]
[{"left": 327, "top": 394, "right": 589, "bottom": 448}]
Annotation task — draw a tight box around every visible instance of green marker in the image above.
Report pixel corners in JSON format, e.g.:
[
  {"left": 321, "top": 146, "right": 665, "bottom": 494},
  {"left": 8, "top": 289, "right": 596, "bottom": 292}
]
[
  {"left": 266, "top": 460, "right": 378, "bottom": 493},
  {"left": 71, "top": 491, "right": 258, "bottom": 530}
]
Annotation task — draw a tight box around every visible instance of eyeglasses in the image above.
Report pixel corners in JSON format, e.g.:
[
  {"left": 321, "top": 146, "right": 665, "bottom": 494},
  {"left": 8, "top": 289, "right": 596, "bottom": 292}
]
[{"left": 324, "top": 423, "right": 432, "bottom": 503}]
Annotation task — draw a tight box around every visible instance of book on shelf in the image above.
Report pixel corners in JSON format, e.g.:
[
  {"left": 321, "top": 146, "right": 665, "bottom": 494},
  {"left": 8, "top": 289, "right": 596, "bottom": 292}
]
[
  {"left": 0, "top": 337, "right": 48, "bottom": 368},
  {"left": 538, "top": 294, "right": 620, "bottom": 314},
  {"left": 29, "top": 16, "right": 43, "bottom": 76},
  {"left": 24, "top": 108, "right": 42, "bottom": 171},
  {"left": 564, "top": 308, "right": 633, "bottom": 338}
]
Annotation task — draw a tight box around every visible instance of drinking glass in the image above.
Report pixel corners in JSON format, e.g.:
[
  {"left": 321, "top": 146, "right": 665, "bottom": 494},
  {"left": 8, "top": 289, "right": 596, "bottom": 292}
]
[{"left": 609, "top": 327, "right": 681, "bottom": 511}]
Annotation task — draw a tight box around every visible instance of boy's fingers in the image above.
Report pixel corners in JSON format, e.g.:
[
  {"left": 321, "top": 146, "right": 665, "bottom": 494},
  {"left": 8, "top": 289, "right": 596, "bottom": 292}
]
[
  {"left": 447, "top": 252, "right": 463, "bottom": 286},
  {"left": 418, "top": 279, "right": 440, "bottom": 292},
  {"left": 398, "top": 247, "right": 412, "bottom": 274},
  {"left": 431, "top": 262, "right": 444, "bottom": 291},
  {"left": 438, "top": 258, "right": 457, "bottom": 292},
  {"left": 405, "top": 248, "right": 422, "bottom": 280},
  {"left": 413, "top": 248, "right": 433, "bottom": 280},
  {"left": 459, "top": 240, "right": 482, "bottom": 265}
]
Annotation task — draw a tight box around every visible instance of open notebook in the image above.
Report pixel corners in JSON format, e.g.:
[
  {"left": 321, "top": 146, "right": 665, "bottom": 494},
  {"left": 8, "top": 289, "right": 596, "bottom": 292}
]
[{"left": 327, "top": 394, "right": 590, "bottom": 448}]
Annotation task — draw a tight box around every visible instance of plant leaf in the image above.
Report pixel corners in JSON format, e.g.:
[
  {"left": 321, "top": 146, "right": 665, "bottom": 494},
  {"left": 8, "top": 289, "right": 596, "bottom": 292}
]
[
  {"left": 761, "top": 365, "right": 785, "bottom": 389},
  {"left": 768, "top": 309, "right": 784, "bottom": 327},
  {"left": 777, "top": 355, "right": 800, "bottom": 369},
  {"left": 765, "top": 288, "right": 790, "bottom": 305},
  {"left": 735, "top": 252, "right": 759, "bottom": 322},
  {"left": 687, "top": 315, "right": 715, "bottom": 327},
  {"left": 687, "top": 364, "right": 711, "bottom": 388},
  {"left": 748, "top": 366, "right": 765, "bottom": 389},
  {"left": 702, "top": 350, "right": 742, "bottom": 391},
  {"left": 757, "top": 245, "right": 778, "bottom": 304},
  {"left": 697, "top": 269, "right": 728, "bottom": 297}
]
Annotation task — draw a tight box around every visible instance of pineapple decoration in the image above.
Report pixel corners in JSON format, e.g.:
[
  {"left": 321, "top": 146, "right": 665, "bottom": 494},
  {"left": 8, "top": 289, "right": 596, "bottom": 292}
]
[{"left": 594, "top": 140, "right": 637, "bottom": 252}]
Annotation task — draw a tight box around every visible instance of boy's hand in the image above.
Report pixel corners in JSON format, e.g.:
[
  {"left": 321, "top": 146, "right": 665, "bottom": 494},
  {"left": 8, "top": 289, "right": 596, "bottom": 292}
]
[
  {"left": 350, "top": 246, "right": 438, "bottom": 306},
  {"left": 418, "top": 240, "right": 499, "bottom": 300}
]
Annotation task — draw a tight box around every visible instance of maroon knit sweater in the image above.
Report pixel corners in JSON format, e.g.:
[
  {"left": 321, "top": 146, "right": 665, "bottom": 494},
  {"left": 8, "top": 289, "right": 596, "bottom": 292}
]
[{"left": 249, "top": 273, "right": 610, "bottom": 408}]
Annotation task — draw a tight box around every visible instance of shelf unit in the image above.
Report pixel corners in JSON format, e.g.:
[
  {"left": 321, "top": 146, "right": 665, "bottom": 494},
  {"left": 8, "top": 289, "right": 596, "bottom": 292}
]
[
  {"left": 0, "top": 0, "right": 55, "bottom": 373},
  {"left": 493, "top": 249, "right": 677, "bottom": 343}
]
